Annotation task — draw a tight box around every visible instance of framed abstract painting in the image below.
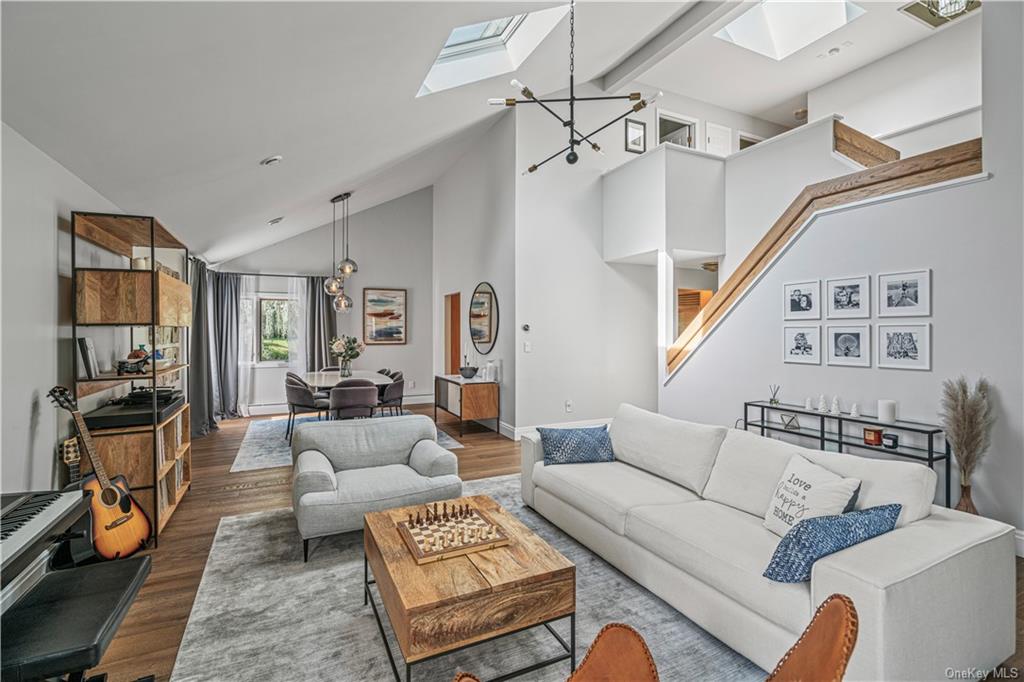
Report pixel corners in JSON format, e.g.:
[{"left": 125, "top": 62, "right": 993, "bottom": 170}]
[{"left": 363, "top": 288, "right": 407, "bottom": 345}]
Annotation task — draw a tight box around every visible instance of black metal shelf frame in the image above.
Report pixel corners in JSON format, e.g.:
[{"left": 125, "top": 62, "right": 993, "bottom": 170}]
[
  {"left": 743, "top": 400, "right": 951, "bottom": 507},
  {"left": 70, "top": 212, "right": 190, "bottom": 547}
]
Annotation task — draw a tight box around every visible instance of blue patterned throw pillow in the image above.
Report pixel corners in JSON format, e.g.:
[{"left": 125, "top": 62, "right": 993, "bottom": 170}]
[
  {"left": 538, "top": 426, "right": 615, "bottom": 465},
  {"left": 763, "top": 504, "right": 902, "bottom": 583}
]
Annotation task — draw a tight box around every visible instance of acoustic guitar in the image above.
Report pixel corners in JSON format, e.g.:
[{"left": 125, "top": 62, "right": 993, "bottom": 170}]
[{"left": 48, "top": 386, "right": 151, "bottom": 560}]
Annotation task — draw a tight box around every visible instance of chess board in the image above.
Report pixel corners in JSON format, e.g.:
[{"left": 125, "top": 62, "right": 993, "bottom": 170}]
[{"left": 396, "top": 503, "right": 510, "bottom": 565}]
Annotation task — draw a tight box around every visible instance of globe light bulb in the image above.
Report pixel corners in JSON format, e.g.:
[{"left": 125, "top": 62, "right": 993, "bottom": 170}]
[
  {"left": 338, "top": 258, "right": 358, "bottom": 277},
  {"left": 332, "top": 292, "right": 353, "bottom": 313},
  {"left": 565, "top": 150, "right": 579, "bottom": 165},
  {"left": 323, "top": 276, "right": 344, "bottom": 296}
]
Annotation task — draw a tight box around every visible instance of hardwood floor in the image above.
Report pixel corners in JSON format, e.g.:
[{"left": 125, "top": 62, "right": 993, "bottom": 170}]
[
  {"left": 90, "top": 408, "right": 1021, "bottom": 680},
  {"left": 91, "top": 406, "right": 518, "bottom": 682}
]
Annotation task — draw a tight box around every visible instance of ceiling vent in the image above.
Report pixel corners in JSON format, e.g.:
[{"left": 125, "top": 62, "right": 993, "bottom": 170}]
[{"left": 899, "top": 1, "right": 980, "bottom": 29}]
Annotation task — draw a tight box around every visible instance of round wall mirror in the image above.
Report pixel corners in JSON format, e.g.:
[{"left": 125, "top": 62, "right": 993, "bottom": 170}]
[{"left": 469, "top": 282, "right": 499, "bottom": 355}]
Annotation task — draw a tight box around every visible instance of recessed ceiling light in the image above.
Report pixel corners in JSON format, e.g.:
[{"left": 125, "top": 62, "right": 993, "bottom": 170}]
[
  {"left": 268, "top": 216, "right": 284, "bottom": 226},
  {"left": 259, "top": 155, "right": 283, "bottom": 166},
  {"left": 828, "top": 47, "right": 841, "bottom": 56}
]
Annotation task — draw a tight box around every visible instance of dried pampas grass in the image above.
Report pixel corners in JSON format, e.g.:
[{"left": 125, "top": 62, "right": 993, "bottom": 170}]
[{"left": 939, "top": 376, "right": 994, "bottom": 486}]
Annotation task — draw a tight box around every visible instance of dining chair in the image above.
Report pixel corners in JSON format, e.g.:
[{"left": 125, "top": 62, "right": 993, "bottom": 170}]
[
  {"left": 335, "top": 378, "right": 375, "bottom": 388},
  {"left": 329, "top": 386, "right": 378, "bottom": 420},
  {"left": 284, "top": 380, "right": 330, "bottom": 443},
  {"left": 377, "top": 368, "right": 391, "bottom": 376},
  {"left": 377, "top": 379, "right": 405, "bottom": 416},
  {"left": 320, "top": 365, "right": 340, "bottom": 372},
  {"left": 388, "top": 370, "right": 404, "bottom": 382},
  {"left": 288, "top": 371, "right": 328, "bottom": 399}
]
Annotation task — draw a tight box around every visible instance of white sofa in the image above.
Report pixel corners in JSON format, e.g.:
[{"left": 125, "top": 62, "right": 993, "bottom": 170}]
[{"left": 521, "top": 404, "right": 1015, "bottom": 681}]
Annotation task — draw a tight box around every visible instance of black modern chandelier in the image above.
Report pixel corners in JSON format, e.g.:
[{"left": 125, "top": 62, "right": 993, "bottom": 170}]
[
  {"left": 323, "top": 191, "right": 357, "bottom": 313},
  {"left": 488, "top": 0, "right": 660, "bottom": 174}
]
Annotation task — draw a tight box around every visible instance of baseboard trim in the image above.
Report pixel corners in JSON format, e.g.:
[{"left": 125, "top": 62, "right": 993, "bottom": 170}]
[{"left": 512, "top": 417, "right": 613, "bottom": 441}]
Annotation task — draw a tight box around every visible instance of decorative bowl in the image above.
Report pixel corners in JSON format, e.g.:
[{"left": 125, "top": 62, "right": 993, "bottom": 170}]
[{"left": 459, "top": 366, "right": 478, "bottom": 379}]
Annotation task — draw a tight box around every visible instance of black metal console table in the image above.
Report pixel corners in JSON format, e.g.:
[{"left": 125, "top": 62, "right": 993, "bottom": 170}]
[{"left": 743, "top": 400, "right": 951, "bottom": 507}]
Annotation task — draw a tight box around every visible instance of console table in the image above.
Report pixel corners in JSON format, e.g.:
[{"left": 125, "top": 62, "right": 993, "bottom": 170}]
[
  {"left": 434, "top": 375, "right": 500, "bottom": 437},
  {"left": 743, "top": 400, "right": 951, "bottom": 507}
]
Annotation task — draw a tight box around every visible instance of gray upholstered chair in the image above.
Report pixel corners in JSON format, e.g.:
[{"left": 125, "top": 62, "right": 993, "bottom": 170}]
[
  {"left": 288, "top": 371, "right": 328, "bottom": 399},
  {"left": 320, "top": 365, "right": 339, "bottom": 372},
  {"left": 285, "top": 380, "right": 330, "bottom": 443},
  {"left": 377, "top": 379, "right": 405, "bottom": 416},
  {"left": 329, "top": 385, "right": 377, "bottom": 420},
  {"left": 335, "top": 378, "right": 375, "bottom": 388},
  {"left": 388, "top": 370, "right": 404, "bottom": 381},
  {"left": 377, "top": 368, "right": 391, "bottom": 376},
  {"left": 291, "top": 415, "right": 462, "bottom": 561}
]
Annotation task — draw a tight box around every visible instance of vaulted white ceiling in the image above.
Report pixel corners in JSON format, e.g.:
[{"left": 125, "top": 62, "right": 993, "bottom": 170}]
[{"left": 1, "top": 1, "right": 684, "bottom": 263}]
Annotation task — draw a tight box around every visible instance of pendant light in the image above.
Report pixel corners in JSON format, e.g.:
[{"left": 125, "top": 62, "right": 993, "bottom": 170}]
[
  {"left": 926, "top": 0, "right": 968, "bottom": 18},
  {"left": 322, "top": 193, "right": 347, "bottom": 296},
  {"left": 488, "top": 0, "right": 659, "bottom": 174},
  {"left": 333, "top": 289, "right": 354, "bottom": 313},
  {"left": 338, "top": 192, "right": 358, "bottom": 277}
]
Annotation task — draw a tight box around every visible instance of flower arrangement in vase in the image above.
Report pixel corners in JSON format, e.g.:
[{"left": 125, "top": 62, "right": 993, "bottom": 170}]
[{"left": 330, "top": 335, "right": 365, "bottom": 377}]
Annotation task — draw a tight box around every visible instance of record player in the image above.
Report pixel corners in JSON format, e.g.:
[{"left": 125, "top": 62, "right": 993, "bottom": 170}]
[{"left": 83, "top": 388, "right": 185, "bottom": 430}]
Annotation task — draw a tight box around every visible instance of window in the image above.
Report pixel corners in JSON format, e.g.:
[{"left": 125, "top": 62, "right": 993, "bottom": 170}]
[
  {"left": 714, "top": 0, "right": 866, "bottom": 61},
  {"left": 438, "top": 15, "right": 525, "bottom": 60},
  {"left": 258, "top": 298, "right": 290, "bottom": 362}
]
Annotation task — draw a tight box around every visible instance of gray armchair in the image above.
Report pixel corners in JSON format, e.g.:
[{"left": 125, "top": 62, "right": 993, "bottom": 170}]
[
  {"left": 291, "top": 415, "right": 462, "bottom": 561},
  {"left": 285, "top": 379, "right": 329, "bottom": 443}
]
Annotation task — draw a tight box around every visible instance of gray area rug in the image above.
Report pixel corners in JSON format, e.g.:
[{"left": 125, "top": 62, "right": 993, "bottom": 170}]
[
  {"left": 230, "top": 413, "right": 463, "bottom": 473},
  {"left": 170, "top": 475, "right": 763, "bottom": 681}
]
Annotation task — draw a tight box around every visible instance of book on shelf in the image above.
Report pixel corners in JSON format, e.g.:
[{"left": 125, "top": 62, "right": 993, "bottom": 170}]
[{"left": 77, "top": 337, "right": 99, "bottom": 379}]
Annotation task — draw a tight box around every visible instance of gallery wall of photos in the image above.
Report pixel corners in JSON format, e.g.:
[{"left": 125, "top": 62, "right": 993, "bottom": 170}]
[{"left": 782, "top": 269, "right": 932, "bottom": 371}]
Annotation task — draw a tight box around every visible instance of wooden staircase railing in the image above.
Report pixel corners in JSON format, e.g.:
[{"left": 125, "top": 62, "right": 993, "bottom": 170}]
[
  {"left": 666, "top": 136, "right": 983, "bottom": 374},
  {"left": 833, "top": 121, "right": 901, "bottom": 167}
]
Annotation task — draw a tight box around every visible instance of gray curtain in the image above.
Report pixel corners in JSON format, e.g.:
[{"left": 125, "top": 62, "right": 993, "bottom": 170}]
[
  {"left": 188, "top": 259, "right": 218, "bottom": 437},
  {"left": 306, "top": 276, "right": 335, "bottom": 371},
  {"left": 212, "top": 272, "right": 241, "bottom": 418}
]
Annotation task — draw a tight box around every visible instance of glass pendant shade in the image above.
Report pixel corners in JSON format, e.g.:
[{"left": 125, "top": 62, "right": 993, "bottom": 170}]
[
  {"left": 323, "top": 275, "right": 344, "bottom": 296},
  {"left": 333, "top": 291, "right": 354, "bottom": 313},
  {"left": 339, "top": 258, "right": 359, "bottom": 277},
  {"left": 927, "top": 0, "right": 967, "bottom": 17}
]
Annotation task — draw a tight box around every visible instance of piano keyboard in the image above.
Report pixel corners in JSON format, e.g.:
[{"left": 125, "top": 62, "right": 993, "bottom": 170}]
[
  {"left": 1, "top": 492, "right": 88, "bottom": 589},
  {"left": 1, "top": 492, "right": 67, "bottom": 542}
]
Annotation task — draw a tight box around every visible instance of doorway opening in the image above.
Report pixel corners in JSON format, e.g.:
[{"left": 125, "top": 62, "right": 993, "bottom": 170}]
[
  {"left": 658, "top": 109, "right": 699, "bottom": 149},
  {"left": 444, "top": 292, "right": 461, "bottom": 375},
  {"left": 678, "top": 288, "right": 714, "bottom": 337}
]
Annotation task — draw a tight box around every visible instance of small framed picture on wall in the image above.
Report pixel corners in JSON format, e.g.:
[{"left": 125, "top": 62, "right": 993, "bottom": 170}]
[
  {"left": 783, "top": 325, "right": 820, "bottom": 365},
  {"left": 877, "top": 323, "right": 931, "bottom": 370},
  {"left": 783, "top": 280, "right": 820, "bottom": 320},
  {"left": 625, "top": 118, "right": 646, "bottom": 154},
  {"left": 826, "top": 325, "right": 870, "bottom": 367},
  {"left": 826, "top": 275, "right": 869, "bottom": 319},
  {"left": 878, "top": 269, "right": 931, "bottom": 317}
]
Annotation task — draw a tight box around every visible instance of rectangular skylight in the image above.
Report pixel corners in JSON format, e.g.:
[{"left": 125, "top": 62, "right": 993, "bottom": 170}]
[
  {"left": 714, "top": 0, "right": 866, "bottom": 61},
  {"left": 438, "top": 14, "right": 526, "bottom": 60}
]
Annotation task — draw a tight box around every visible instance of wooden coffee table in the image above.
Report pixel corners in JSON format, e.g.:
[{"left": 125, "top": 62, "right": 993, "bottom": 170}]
[{"left": 363, "top": 494, "right": 576, "bottom": 682}]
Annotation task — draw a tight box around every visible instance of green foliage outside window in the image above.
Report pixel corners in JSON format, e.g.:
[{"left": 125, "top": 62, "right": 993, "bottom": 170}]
[{"left": 259, "top": 298, "right": 290, "bottom": 361}]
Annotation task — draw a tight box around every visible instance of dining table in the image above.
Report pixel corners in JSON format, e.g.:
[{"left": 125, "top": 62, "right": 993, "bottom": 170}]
[{"left": 301, "top": 370, "right": 393, "bottom": 389}]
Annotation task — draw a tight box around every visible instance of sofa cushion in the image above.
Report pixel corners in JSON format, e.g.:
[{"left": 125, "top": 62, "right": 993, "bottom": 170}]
[
  {"left": 294, "top": 464, "right": 462, "bottom": 538},
  {"left": 702, "top": 429, "right": 936, "bottom": 527},
  {"left": 532, "top": 460, "right": 700, "bottom": 535},
  {"left": 608, "top": 404, "right": 727, "bottom": 495},
  {"left": 763, "top": 455, "right": 861, "bottom": 536},
  {"left": 538, "top": 425, "right": 614, "bottom": 465},
  {"left": 625, "top": 500, "right": 811, "bottom": 634},
  {"left": 291, "top": 415, "right": 436, "bottom": 471}
]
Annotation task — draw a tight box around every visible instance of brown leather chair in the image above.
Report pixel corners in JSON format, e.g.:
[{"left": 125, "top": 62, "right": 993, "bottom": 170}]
[
  {"left": 329, "top": 385, "right": 377, "bottom": 420},
  {"left": 452, "top": 595, "right": 858, "bottom": 682},
  {"left": 767, "top": 594, "right": 859, "bottom": 682}
]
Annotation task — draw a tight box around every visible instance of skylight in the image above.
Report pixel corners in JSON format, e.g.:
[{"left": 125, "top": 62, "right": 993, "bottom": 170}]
[
  {"left": 714, "top": 0, "right": 866, "bottom": 61},
  {"left": 418, "top": 7, "right": 567, "bottom": 97}
]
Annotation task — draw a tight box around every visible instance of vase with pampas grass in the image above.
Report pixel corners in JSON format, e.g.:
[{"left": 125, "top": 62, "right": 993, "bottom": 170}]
[{"left": 939, "top": 376, "right": 995, "bottom": 515}]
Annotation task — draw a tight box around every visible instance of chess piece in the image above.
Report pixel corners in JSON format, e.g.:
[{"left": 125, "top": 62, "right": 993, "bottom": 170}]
[
  {"left": 434, "top": 502, "right": 439, "bottom": 518},
  {"left": 850, "top": 403, "right": 860, "bottom": 418},
  {"left": 416, "top": 511, "right": 421, "bottom": 525},
  {"left": 817, "top": 395, "right": 827, "bottom": 413},
  {"left": 407, "top": 513, "right": 413, "bottom": 526},
  {"left": 830, "top": 397, "right": 841, "bottom": 416}
]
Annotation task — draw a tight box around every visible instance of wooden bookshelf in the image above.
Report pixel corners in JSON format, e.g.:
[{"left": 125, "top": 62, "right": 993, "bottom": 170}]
[{"left": 71, "top": 211, "right": 192, "bottom": 543}]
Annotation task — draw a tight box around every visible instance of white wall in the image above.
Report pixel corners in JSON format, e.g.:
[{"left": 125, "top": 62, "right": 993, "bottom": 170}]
[
  {"left": 807, "top": 14, "right": 982, "bottom": 156},
  {"left": 661, "top": 3, "right": 1024, "bottom": 530},
  {"left": 2, "top": 123, "right": 125, "bottom": 491},
  {"left": 433, "top": 112, "right": 517, "bottom": 431},
  {"left": 721, "top": 117, "right": 854, "bottom": 280},
  {"left": 220, "top": 187, "right": 435, "bottom": 405}
]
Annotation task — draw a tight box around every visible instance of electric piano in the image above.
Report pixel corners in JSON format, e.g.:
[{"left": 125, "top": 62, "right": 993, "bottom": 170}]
[{"left": 1, "top": 490, "right": 151, "bottom": 682}]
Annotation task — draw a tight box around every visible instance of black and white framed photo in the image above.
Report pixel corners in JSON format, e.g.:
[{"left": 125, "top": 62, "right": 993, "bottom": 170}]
[
  {"left": 878, "top": 269, "right": 930, "bottom": 317},
  {"left": 826, "top": 275, "right": 870, "bottom": 319},
  {"left": 826, "top": 325, "right": 870, "bottom": 367},
  {"left": 783, "top": 325, "right": 820, "bottom": 365},
  {"left": 783, "top": 280, "right": 820, "bottom": 320},
  {"left": 877, "top": 323, "right": 931, "bottom": 370},
  {"left": 624, "top": 118, "right": 646, "bottom": 154}
]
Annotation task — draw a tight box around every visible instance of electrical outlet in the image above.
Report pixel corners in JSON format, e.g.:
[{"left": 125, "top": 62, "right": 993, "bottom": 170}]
[
  {"left": 523, "top": 341, "right": 532, "bottom": 353},
  {"left": 408, "top": 380, "right": 416, "bottom": 389},
  {"left": 565, "top": 400, "right": 574, "bottom": 413}
]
